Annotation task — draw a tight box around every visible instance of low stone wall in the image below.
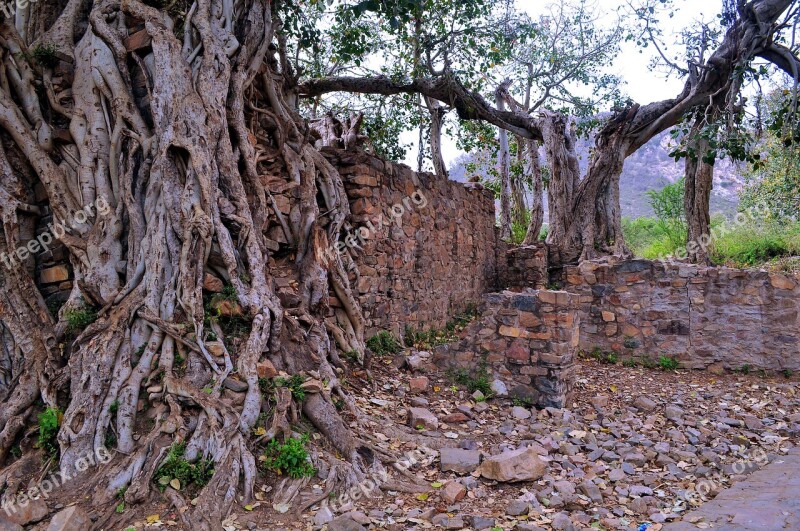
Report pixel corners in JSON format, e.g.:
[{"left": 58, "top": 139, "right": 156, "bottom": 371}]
[
  {"left": 563, "top": 259, "right": 800, "bottom": 371},
  {"left": 324, "top": 149, "right": 500, "bottom": 336},
  {"left": 499, "top": 244, "right": 548, "bottom": 291},
  {"left": 432, "top": 290, "right": 579, "bottom": 408}
]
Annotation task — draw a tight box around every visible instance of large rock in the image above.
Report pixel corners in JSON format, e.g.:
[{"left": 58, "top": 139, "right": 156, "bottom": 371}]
[
  {"left": 477, "top": 446, "right": 547, "bottom": 482},
  {"left": 2, "top": 498, "right": 48, "bottom": 526},
  {"left": 46, "top": 506, "right": 91, "bottom": 531},
  {"left": 440, "top": 448, "right": 481, "bottom": 474},
  {"left": 408, "top": 408, "right": 438, "bottom": 430},
  {"left": 327, "top": 515, "right": 366, "bottom": 531}
]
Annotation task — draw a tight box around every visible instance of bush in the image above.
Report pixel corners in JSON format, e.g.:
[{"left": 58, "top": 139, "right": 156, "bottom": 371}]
[
  {"left": 449, "top": 364, "right": 493, "bottom": 396},
  {"left": 32, "top": 43, "right": 59, "bottom": 68},
  {"left": 64, "top": 304, "right": 98, "bottom": 335},
  {"left": 262, "top": 435, "right": 316, "bottom": 478},
  {"left": 366, "top": 331, "right": 401, "bottom": 356},
  {"left": 275, "top": 374, "right": 306, "bottom": 401},
  {"left": 155, "top": 442, "right": 215, "bottom": 491},
  {"left": 37, "top": 407, "right": 61, "bottom": 459},
  {"left": 658, "top": 356, "right": 679, "bottom": 371},
  {"left": 711, "top": 221, "right": 800, "bottom": 267}
]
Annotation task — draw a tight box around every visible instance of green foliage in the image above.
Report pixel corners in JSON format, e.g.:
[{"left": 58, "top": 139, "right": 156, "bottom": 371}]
[
  {"left": 46, "top": 298, "right": 65, "bottom": 319},
  {"left": 622, "top": 359, "right": 638, "bottom": 368},
  {"left": 658, "top": 356, "right": 679, "bottom": 371},
  {"left": 366, "top": 331, "right": 402, "bottom": 356},
  {"left": 645, "top": 178, "right": 687, "bottom": 251},
  {"left": 64, "top": 304, "right": 98, "bottom": 335},
  {"left": 262, "top": 435, "right": 316, "bottom": 479},
  {"left": 587, "top": 348, "right": 617, "bottom": 365},
  {"left": 739, "top": 364, "right": 751, "bottom": 374},
  {"left": 781, "top": 369, "right": 793, "bottom": 378},
  {"left": 511, "top": 396, "right": 534, "bottom": 408},
  {"left": 711, "top": 221, "right": 800, "bottom": 267},
  {"left": 31, "top": 43, "right": 59, "bottom": 68},
  {"left": 155, "top": 442, "right": 215, "bottom": 491},
  {"left": 275, "top": 375, "right": 306, "bottom": 402},
  {"left": 404, "top": 305, "right": 479, "bottom": 349},
  {"left": 37, "top": 407, "right": 61, "bottom": 459},
  {"left": 448, "top": 361, "right": 492, "bottom": 396}
]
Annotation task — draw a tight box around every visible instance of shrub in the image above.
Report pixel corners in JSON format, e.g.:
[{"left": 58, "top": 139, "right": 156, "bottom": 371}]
[
  {"left": 589, "top": 348, "right": 617, "bottom": 365},
  {"left": 275, "top": 374, "right": 306, "bottom": 401},
  {"left": 449, "top": 364, "right": 492, "bottom": 396},
  {"left": 155, "top": 442, "right": 215, "bottom": 491},
  {"left": 262, "top": 435, "right": 316, "bottom": 478},
  {"left": 658, "top": 356, "right": 679, "bottom": 371},
  {"left": 366, "top": 331, "right": 401, "bottom": 356},
  {"left": 711, "top": 221, "right": 800, "bottom": 267},
  {"left": 622, "top": 359, "right": 638, "bottom": 368},
  {"left": 64, "top": 303, "right": 98, "bottom": 336},
  {"left": 32, "top": 43, "right": 59, "bottom": 68},
  {"left": 37, "top": 407, "right": 61, "bottom": 459}
]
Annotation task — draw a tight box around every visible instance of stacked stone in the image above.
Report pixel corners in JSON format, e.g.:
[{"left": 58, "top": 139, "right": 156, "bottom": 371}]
[
  {"left": 563, "top": 259, "right": 800, "bottom": 372},
  {"left": 322, "top": 148, "right": 499, "bottom": 337},
  {"left": 433, "top": 290, "right": 579, "bottom": 408},
  {"left": 501, "top": 244, "right": 548, "bottom": 291}
]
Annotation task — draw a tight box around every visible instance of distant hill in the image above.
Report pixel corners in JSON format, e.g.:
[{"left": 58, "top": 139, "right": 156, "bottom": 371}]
[{"left": 449, "top": 129, "right": 744, "bottom": 220}]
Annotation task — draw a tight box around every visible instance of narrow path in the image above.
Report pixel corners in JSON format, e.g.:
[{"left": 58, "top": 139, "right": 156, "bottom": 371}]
[{"left": 664, "top": 447, "right": 800, "bottom": 530}]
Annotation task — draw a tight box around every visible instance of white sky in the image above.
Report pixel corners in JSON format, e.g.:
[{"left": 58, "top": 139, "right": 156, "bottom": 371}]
[{"left": 403, "top": 0, "right": 712, "bottom": 169}]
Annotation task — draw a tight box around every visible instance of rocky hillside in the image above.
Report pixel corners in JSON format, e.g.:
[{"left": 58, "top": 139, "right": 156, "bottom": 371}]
[{"left": 450, "top": 129, "right": 745, "bottom": 220}]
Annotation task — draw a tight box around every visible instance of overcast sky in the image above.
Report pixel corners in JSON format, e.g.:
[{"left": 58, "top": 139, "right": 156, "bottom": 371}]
[{"left": 403, "top": 0, "right": 711, "bottom": 169}]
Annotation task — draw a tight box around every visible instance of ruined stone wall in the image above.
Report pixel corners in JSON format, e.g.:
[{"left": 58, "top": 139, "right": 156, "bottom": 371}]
[
  {"left": 323, "top": 149, "right": 500, "bottom": 336},
  {"left": 562, "top": 259, "right": 800, "bottom": 371},
  {"left": 431, "top": 290, "right": 579, "bottom": 408}
]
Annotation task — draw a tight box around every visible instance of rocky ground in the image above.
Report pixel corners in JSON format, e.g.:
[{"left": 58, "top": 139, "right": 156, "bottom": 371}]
[{"left": 4, "top": 354, "right": 799, "bottom": 531}]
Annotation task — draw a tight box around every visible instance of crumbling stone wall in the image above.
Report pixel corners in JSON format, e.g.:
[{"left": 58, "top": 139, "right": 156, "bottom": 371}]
[
  {"left": 324, "top": 149, "right": 500, "bottom": 336},
  {"left": 432, "top": 290, "right": 579, "bottom": 408},
  {"left": 562, "top": 259, "right": 800, "bottom": 371}
]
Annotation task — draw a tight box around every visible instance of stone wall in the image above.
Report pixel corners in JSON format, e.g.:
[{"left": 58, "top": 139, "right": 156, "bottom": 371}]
[
  {"left": 499, "top": 244, "right": 549, "bottom": 292},
  {"left": 562, "top": 259, "right": 800, "bottom": 371},
  {"left": 324, "top": 149, "right": 500, "bottom": 336},
  {"left": 431, "top": 290, "right": 579, "bottom": 408}
]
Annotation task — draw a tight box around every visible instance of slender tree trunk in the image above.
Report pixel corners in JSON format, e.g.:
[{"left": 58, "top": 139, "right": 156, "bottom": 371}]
[
  {"left": 496, "top": 81, "right": 513, "bottom": 240},
  {"left": 425, "top": 97, "right": 447, "bottom": 178},
  {"left": 522, "top": 139, "right": 544, "bottom": 245},
  {"left": 684, "top": 126, "right": 714, "bottom": 264}
]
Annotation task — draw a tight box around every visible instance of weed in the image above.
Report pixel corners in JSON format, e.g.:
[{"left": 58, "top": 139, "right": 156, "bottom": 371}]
[
  {"left": 37, "top": 407, "right": 61, "bottom": 459},
  {"left": 64, "top": 304, "right": 98, "bottom": 336},
  {"left": 276, "top": 374, "right": 306, "bottom": 402},
  {"left": 640, "top": 358, "right": 659, "bottom": 369},
  {"left": 622, "top": 359, "right": 638, "bottom": 368},
  {"left": 46, "top": 298, "right": 65, "bottom": 319},
  {"left": 109, "top": 399, "right": 120, "bottom": 414},
  {"left": 782, "top": 369, "right": 793, "bottom": 378},
  {"left": 31, "top": 43, "right": 59, "bottom": 68},
  {"left": 512, "top": 397, "right": 534, "bottom": 408},
  {"left": 588, "top": 348, "right": 618, "bottom": 365},
  {"left": 739, "top": 364, "right": 751, "bottom": 374},
  {"left": 10, "top": 444, "right": 21, "bottom": 459},
  {"left": 155, "top": 442, "right": 215, "bottom": 491},
  {"left": 658, "top": 356, "right": 680, "bottom": 371},
  {"left": 220, "top": 284, "right": 237, "bottom": 300},
  {"left": 366, "top": 331, "right": 401, "bottom": 356},
  {"left": 448, "top": 363, "right": 493, "bottom": 397},
  {"left": 404, "top": 306, "right": 479, "bottom": 350},
  {"left": 262, "top": 435, "right": 316, "bottom": 478}
]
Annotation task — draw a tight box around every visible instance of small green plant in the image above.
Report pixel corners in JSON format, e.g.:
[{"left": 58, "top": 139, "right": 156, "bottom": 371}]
[
  {"left": 640, "top": 357, "right": 659, "bottom": 369},
  {"left": 109, "top": 399, "right": 120, "bottom": 414},
  {"left": 449, "top": 363, "right": 493, "bottom": 396},
  {"left": 155, "top": 442, "right": 215, "bottom": 491},
  {"left": 262, "top": 435, "right": 316, "bottom": 478},
  {"left": 9, "top": 444, "right": 21, "bottom": 459},
  {"left": 31, "top": 43, "right": 59, "bottom": 68},
  {"left": 512, "top": 397, "right": 534, "bottom": 408},
  {"left": 64, "top": 304, "right": 98, "bottom": 335},
  {"left": 658, "top": 356, "right": 680, "bottom": 371},
  {"left": 37, "top": 407, "right": 61, "bottom": 459},
  {"left": 405, "top": 306, "right": 479, "bottom": 349},
  {"left": 366, "top": 331, "right": 401, "bottom": 356},
  {"left": 589, "top": 348, "right": 617, "bottom": 365},
  {"left": 739, "top": 364, "right": 752, "bottom": 375},
  {"left": 220, "top": 284, "right": 237, "bottom": 300},
  {"left": 622, "top": 359, "right": 639, "bottom": 368},
  {"left": 782, "top": 369, "right": 793, "bottom": 378},
  {"left": 276, "top": 374, "right": 306, "bottom": 402}
]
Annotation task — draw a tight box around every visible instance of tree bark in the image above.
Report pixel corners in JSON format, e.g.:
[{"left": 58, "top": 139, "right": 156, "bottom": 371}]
[
  {"left": 496, "top": 82, "right": 513, "bottom": 240},
  {"left": 522, "top": 139, "right": 544, "bottom": 245},
  {"left": 684, "top": 120, "right": 715, "bottom": 264},
  {"left": 425, "top": 97, "right": 448, "bottom": 178}
]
